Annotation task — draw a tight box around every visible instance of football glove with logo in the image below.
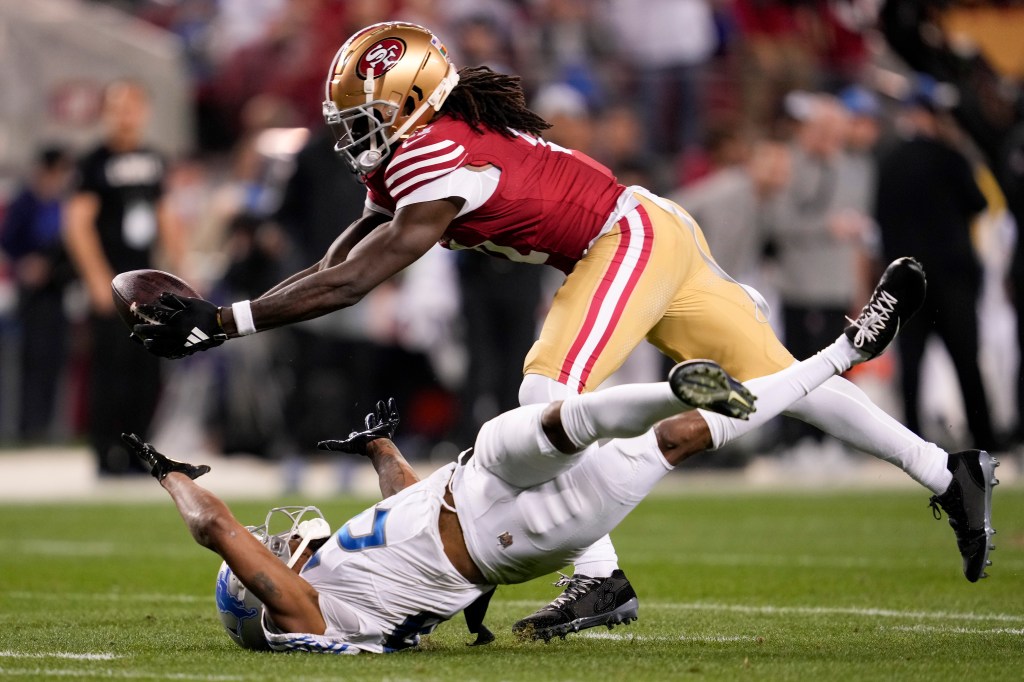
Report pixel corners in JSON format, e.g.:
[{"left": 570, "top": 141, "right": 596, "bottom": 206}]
[
  {"left": 317, "top": 398, "right": 400, "bottom": 455},
  {"left": 132, "top": 292, "right": 228, "bottom": 359},
  {"left": 121, "top": 432, "right": 211, "bottom": 481}
]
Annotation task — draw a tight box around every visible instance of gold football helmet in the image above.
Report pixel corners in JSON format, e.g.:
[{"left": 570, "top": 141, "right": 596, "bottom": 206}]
[{"left": 323, "top": 22, "right": 459, "bottom": 175}]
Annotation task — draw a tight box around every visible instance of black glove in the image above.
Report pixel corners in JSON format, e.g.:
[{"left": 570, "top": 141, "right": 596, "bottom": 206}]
[
  {"left": 132, "top": 292, "right": 227, "bottom": 359},
  {"left": 121, "top": 432, "right": 211, "bottom": 481},
  {"left": 317, "top": 398, "right": 400, "bottom": 456}
]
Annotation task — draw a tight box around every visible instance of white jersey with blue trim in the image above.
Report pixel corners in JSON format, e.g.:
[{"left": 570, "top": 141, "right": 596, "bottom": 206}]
[{"left": 274, "top": 463, "right": 489, "bottom": 654}]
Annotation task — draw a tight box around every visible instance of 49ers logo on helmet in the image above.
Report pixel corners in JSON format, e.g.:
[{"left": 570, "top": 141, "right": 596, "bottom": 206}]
[{"left": 357, "top": 38, "right": 406, "bottom": 79}]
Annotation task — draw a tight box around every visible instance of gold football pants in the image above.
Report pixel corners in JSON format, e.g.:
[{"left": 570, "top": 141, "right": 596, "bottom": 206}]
[{"left": 524, "top": 193, "right": 795, "bottom": 392}]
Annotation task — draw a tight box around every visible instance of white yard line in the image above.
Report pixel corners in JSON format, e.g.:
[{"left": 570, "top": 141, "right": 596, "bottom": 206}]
[
  {"left": 624, "top": 552, "right": 1024, "bottom": 572},
  {"left": 10, "top": 540, "right": 198, "bottom": 560},
  {"left": 500, "top": 599, "right": 1024, "bottom": 623},
  {"left": 4, "top": 591, "right": 205, "bottom": 603},
  {"left": 655, "top": 602, "right": 1024, "bottom": 623},
  {"left": 0, "top": 652, "right": 119, "bottom": 661},
  {"left": 581, "top": 632, "right": 756, "bottom": 643},
  {"left": 885, "top": 624, "right": 1024, "bottom": 636},
  {"left": 0, "top": 668, "right": 242, "bottom": 681}
]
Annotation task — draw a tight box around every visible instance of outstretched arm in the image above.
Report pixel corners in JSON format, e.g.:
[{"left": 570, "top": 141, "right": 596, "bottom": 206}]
[
  {"left": 363, "top": 438, "right": 420, "bottom": 499},
  {"left": 122, "top": 434, "right": 326, "bottom": 636},
  {"left": 131, "top": 200, "right": 459, "bottom": 358},
  {"left": 256, "top": 207, "right": 390, "bottom": 300},
  {"left": 220, "top": 199, "right": 459, "bottom": 335}
]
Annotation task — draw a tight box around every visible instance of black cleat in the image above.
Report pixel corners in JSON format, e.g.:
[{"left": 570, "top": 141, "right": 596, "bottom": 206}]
[
  {"left": 512, "top": 570, "right": 639, "bottom": 641},
  {"left": 928, "top": 450, "right": 998, "bottom": 582},
  {"left": 121, "top": 433, "right": 211, "bottom": 481},
  {"left": 669, "top": 359, "right": 756, "bottom": 420},
  {"left": 845, "top": 257, "right": 926, "bottom": 360}
]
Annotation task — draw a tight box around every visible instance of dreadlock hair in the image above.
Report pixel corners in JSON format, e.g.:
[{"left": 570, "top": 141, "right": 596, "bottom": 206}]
[{"left": 440, "top": 66, "right": 551, "bottom": 137}]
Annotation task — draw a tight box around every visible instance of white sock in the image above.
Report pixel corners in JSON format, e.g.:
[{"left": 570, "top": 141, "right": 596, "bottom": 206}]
[
  {"left": 572, "top": 534, "right": 619, "bottom": 579},
  {"left": 700, "top": 337, "right": 851, "bottom": 449},
  {"left": 784, "top": 376, "right": 953, "bottom": 494},
  {"left": 559, "top": 382, "right": 687, "bottom": 449}
]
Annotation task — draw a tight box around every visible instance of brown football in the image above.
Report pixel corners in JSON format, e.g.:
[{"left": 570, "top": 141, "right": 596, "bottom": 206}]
[{"left": 111, "top": 269, "right": 200, "bottom": 330}]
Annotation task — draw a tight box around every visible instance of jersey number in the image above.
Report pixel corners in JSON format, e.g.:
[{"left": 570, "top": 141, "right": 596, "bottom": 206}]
[{"left": 337, "top": 508, "right": 390, "bottom": 551}]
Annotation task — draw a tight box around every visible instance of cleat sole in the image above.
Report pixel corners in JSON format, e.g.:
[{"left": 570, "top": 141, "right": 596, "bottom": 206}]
[
  {"left": 668, "top": 360, "right": 756, "bottom": 420},
  {"left": 526, "top": 598, "right": 640, "bottom": 642},
  {"left": 973, "top": 452, "right": 997, "bottom": 580}
]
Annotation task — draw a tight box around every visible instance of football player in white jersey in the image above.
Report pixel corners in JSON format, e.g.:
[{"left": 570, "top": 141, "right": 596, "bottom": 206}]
[{"left": 125, "top": 265, "right": 996, "bottom": 652}]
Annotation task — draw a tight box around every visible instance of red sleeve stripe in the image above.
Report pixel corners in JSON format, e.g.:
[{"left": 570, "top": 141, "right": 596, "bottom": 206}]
[
  {"left": 387, "top": 150, "right": 468, "bottom": 199},
  {"left": 385, "top": 140, "right": 465, "bottom": 188},
  {"left": 386, "top": 139, "right": 456, "bottom": 182},
  {"left": 390, "top": 165, "right": 465, "bottom": 201}
]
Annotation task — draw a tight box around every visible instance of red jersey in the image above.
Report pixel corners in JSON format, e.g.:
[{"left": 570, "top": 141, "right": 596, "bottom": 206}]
[{"left": 364, "top": 117, "right": 625, "bottom": 273}]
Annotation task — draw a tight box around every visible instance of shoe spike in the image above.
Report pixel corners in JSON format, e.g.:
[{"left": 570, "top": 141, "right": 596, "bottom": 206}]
[
  {"left": 986, "top": 560, "right": 992, "bottom": 566},
  {"left": 991, "top": 478, "right": 999, "bottom": 486},
  {"left": 980, "top": 572, "right": 989, "bottom": 579}
]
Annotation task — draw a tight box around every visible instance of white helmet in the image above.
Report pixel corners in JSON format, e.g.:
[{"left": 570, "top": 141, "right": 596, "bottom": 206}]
[{"left": 214, "top": 506, "right": 332, "bottom": 650}]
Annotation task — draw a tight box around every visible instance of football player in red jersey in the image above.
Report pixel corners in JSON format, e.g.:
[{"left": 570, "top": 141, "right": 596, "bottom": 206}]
[{"left": 133, "top": 22, "right": 997, "bottom": 639}]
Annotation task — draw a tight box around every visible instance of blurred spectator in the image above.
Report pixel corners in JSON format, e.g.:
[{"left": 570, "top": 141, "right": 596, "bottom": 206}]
[
  {"left": 676, "top": 122, "right": 749, "bottom": 188},
  {"left": 199, "top": 0, "right": 354, "bottom": 147},
  {"left": 205, "top": 213, "right": 296, "bottom": 459},
  {"left": 454, "top": 253, "right": 543, "bottom": 446},
  {"left": 606, "top": 0, "right": 717, "bottom": 158},
  {"left": 532, "top": 83, "right": 594, "bottom": 153},
  {"left": 674, "top": 136, "right": 791, "bottom": 284},
  {"left": 838, "top": 84, "right": 884, "bottom": 305},
  {"left": 878, "top": 0, "right": 1024, "bottom": 444},
  {"left": 593, "top": 105, "right": 668, "bottom": 192},
  {"left": 814, "top": 0, "right": 871, "bottom": 91},
  {"left": 0, "top": 146, "right": 75, "bottom": 441},
  {"left": 452, "top": 13, "right": 516, "bottom": 73},
  {"left": 731, "top": 0, "right": 817, "bottom": 131},
  {"left": 767, "top": 93, "right": 873, "bottom": 445},
  {"left": 63, "top": 80, "right": 186, "bottom": 475},
  {"left": 531, "top": 0, "right": 614, "bottom": 105},
  {"left": 274, "top": 125, "right": 388, "bottom": 458},
  {"left": 840, "top": 84, "right": 882, "bottom": 158},
  {"left": 875, "top": 79, "right": 996, "bottom": 450}
]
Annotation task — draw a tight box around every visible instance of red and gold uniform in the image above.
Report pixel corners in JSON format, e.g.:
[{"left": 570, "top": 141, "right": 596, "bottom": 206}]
[{"left": 365, "top": 117, "right": 794, "bottom": 392}]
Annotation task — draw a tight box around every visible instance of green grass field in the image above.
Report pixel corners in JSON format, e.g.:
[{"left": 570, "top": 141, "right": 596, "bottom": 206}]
[{"left": 1, "top": 485, "right": 1022, "bottom": 681}]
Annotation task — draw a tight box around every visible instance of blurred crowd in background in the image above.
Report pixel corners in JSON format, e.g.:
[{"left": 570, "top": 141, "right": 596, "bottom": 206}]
[{"left": 2, "top": 0, "right": 1024, "bottom": 484}]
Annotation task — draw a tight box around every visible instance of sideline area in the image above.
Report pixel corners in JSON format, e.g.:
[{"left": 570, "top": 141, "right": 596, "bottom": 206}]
[{"left": 3, "top": 443, "right": 1017, "bottom": 503}]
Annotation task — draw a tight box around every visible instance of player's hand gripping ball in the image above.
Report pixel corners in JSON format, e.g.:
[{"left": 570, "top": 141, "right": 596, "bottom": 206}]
[{"left": 111, "top": 269, "right": 226, "bottom": 359}]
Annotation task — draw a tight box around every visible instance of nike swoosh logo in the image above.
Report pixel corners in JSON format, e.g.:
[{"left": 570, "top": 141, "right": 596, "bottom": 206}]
[{"left": 728, "top": 390, "right": 750, "bottom": 408}]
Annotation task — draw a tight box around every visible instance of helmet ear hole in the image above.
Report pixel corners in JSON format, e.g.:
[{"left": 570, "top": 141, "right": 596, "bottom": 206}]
[{"left": 403, "top": 96, "right": 417, "bottom": 117}]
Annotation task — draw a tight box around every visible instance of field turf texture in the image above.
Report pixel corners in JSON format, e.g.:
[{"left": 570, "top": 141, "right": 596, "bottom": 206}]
[{"left": 1, "top": 485, "right": 1022, "bottom": 681}]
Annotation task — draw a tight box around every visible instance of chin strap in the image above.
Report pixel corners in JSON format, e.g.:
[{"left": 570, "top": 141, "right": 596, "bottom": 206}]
[
  {"left": 286, "top": 517, "right": 332, "bottom": 570},
  {"left": 385, "top": 62, "right": 460, "bottom": 146},
  {"left": 356, "top": 65, "right": 384, "bottom": 172}
]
